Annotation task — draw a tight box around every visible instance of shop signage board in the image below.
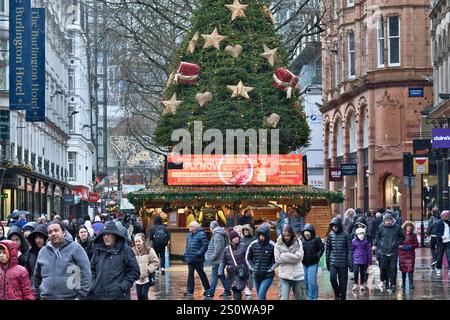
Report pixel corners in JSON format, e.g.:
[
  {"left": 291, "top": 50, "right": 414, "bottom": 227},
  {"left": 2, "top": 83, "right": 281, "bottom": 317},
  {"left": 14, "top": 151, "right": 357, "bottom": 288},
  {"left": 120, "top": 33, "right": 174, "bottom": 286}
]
[
  {"left": 413, "top": 157, "right": 429, "bottom": 174},
  {"left": 432, "top": 129, "right": 450, "bottom": 148},
  {"left": 329, "top": 167, "right": 342, "bottom": 181},
  {"left": 340, "top": 163, "right": 357, "bottom": 176}
]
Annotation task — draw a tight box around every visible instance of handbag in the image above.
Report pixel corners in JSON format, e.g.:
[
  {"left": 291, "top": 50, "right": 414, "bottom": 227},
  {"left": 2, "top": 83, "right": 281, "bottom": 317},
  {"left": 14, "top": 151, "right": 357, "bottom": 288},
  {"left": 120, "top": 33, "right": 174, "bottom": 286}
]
[
  {"left": 229, "top": 246, "right": 245, "bottom": 278},
  {"left": 149, "top": 273, "right": 156, "bottom": 286}
]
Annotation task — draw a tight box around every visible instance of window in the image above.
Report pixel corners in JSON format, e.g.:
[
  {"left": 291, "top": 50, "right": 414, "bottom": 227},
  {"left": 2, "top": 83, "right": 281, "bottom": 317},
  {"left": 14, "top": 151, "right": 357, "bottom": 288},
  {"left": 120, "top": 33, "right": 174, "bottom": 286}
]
[
  {"left": 69, "top": 104, "right": 76, "bottom": 133},
  {"left": 388, "top": 16, "right": 400, "bottom": 66},
  {"left": 68, "top": 68, "right": 75, "bottom": 92},
  {"left": 348, "top": 32, "right": 356, "bottom": 78},
  {"left": 333, "top": 0, "right": 338, "bottom": 18},
  {"left": 349, "top": 113, "right": 357, "bottom": 152},
  {"left": 347, "top": 0, "right": 354, "bottom": 7},
  {"left": 68, "top": 152, "right": 77, "bottom": 181},
  {"left": 336, "top": 119, "right": 344, "bottom": 156},
  {"left": 377, "top": 17, "right": 385, "bottom": 67},
  {"left": 334, "top": 54, "right": 339, "bottom": 86},
  {"left": 0, "top": 0, "right": 4, "bottom": 13}
]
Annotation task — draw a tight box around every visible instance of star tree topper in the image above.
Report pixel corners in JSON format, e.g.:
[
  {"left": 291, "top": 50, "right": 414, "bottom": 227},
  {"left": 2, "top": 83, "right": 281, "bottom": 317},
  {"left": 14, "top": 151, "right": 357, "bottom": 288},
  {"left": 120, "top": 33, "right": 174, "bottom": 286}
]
[
  {"left": 225, "top": 0, "right": 248, "bottom": 22},
  {"left": 162, "top": 93, "right": 183, "bottom": 115},
  {"left": 202, "top": 27, "right": 227, "bottom": 49},
  {"left": 260, "top": 44, "right": 278, "bottom": 66},
  {"left": 227, "top": 81, "right": 254, "bottom": 99}
]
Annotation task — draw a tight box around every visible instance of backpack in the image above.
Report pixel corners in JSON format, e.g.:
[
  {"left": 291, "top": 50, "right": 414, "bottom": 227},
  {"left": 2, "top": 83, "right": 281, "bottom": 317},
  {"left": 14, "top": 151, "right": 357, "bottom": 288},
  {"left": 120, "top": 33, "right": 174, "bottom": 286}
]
[{"left": 153, "top": 226, "right": 169, "bottom": 247}]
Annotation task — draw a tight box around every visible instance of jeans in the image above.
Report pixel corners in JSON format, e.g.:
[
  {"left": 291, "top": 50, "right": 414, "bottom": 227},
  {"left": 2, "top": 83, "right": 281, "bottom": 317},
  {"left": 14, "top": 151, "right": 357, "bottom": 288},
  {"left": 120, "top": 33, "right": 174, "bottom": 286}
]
[
  {"left": 253, "top": 276, "right": 274, "bottom": 300},
  {"left": 136, "top": 282, "right": 151, "bottom": 300},
  {"left": 379, "top": 254, "right": 398, "bottom": 287},
  {"left": 436, "top": 242, "right": 450, "bottom": 269},
  {"left": 354, "top": 264, "right": 368, "bottom": 285},
  {"left": 329, "top": 265, "right": 348, "bottom": 300},
  {"left": 208, "top": 263, "right": 231, "bottom": 295},
  {"left": 303, "top": 263, "right": 319, "bottom": 300},
  {"left": 278, "top": 278, "right": 307, "bottom": 300},
  {"left": 154, "top": 246, "right": 166, "bottom": 269},
  {"left": 187, "top": 262, "right": 210, "bottom": 293},
  {"left": 430, "top": 237, "right": 438, "bottom": 263}
]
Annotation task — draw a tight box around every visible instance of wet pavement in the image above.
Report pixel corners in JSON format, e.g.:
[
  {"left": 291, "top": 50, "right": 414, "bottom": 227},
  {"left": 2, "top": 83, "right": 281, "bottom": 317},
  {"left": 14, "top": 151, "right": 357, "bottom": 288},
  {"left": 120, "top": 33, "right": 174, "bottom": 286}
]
[{"left": 131, "top": 248, "right": 450, "bottom": 300}]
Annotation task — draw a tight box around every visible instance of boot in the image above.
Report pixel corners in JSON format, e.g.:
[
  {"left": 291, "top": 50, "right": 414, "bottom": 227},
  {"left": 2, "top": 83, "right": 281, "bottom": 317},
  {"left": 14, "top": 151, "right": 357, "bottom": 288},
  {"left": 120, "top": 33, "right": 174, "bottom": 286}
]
[
  {"left": 410, "top": 281, "right": 415, "bottom": 289},
  {"left": 401, "top": 280, "right": 406, "bottom": 289}
]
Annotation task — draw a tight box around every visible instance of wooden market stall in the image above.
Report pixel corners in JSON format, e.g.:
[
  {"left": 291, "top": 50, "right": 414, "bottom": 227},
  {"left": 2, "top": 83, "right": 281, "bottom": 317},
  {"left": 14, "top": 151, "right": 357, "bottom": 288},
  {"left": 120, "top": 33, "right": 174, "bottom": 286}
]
[{"left": 128, "top": 185, "right": 344, "bottom": 259}]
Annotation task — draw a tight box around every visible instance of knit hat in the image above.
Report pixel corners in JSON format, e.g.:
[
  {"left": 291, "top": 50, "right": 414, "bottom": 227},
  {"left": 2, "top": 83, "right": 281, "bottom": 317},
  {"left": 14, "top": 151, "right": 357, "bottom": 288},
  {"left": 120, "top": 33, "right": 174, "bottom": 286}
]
[
  {"left": 210, "top": 221, "right": 219, "bottom": 230},
  {"left": 228, "top": 229, "right": 240, "bottom": 241},
  {"left": 441, "top": 210, "right": 450, "bottom": 219},
  {"left": 189, "top": 221, "right": 200, "bottom": 229},
  {"left": 94, "top": 215, "right": 101, "bottom": 222},
  {"left": 356, "top": 228, "right": 366, "bottom": 235}
]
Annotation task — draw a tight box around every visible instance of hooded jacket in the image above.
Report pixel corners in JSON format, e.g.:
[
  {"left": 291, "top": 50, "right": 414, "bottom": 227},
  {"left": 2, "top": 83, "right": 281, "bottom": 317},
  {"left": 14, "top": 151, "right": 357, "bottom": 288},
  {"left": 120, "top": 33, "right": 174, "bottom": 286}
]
[
  {"left": 184, "top": 228, "right": 209, "bottom": 263},
  {"left": 274, "top": 235, "right": 304, "bottom": 281},
  {"left": 240, "top": 224, "right": 256, "bottom": 248},
  {"left": 326, "top": 217, "right": 353, "bottom": 269},
  {"left": 89, "top": 221, "right": 140, "bottom": 300},
  {"left": 25, "top": 224, "right": 48, "bottom": 278},
  {"left": 0, "top": 224, "right": 5, "bottom": 241},
  {"left": 7, "top": 225, "right": 30, "bottom": 267},
  {"left": 33, "top": 230, "right": 92, "bottom": 300},
  {"left": 398, "top": 221, "right": 418, "bottom": 273},
  {"left": 132, "top": 245, "right": 159, "bottom": 285},
  {"left": 150, "top": 216, "right": 170, "bottom": 248},
  {"left": 352, "top": 236, "right": 372, "bottom": 265},
  {"left": 428, "top": 213, "right": 441, "bottom": 237},
  {"left": 374, "top": 214, "right": 405, "bottom": 255},
  {"left": 300, "top": 224, "right": 324, "bottom": 266},
  {"left": 350, "top": 217, "right": 367, "bottom": 239},
  {"left": 0, "top": 240, "right": 35, "bottom": 300},
  {"left": 219, "top": 241, "right": 249, "bottom": 291},
  {"left": 245, "top": 224, "right": 276, "bottom": 279},
  {"left": 205, "top": 226, "right": 226, "bottom": 265}
]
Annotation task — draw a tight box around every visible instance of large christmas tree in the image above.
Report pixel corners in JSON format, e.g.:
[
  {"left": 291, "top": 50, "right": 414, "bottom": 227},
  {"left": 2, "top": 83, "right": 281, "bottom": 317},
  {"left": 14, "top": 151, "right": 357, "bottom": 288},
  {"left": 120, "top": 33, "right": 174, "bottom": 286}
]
[{"left": 154, "top": 0, "right": 311, "bottom": 154}]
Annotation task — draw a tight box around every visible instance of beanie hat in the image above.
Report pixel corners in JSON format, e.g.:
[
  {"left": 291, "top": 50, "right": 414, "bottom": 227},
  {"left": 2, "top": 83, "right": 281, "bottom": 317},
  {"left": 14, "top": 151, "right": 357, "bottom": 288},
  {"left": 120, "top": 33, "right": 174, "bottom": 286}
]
[
  {"left": 356, "top": 228, "right": 366, "bottom": 235},
  {"left": 228, "top": 230, "right": 240, "bottom": 241},
  {"left": 441, "top": 211, "right": 450, "bottom": 219},
  {"left": 210, "top": 221, "right": 219, "bottom": 230},
  {"left": 189, "top": 221, "right": 200, "bottom": 229},
  {"left": 94, "top": 215, "right": 101, "bottom": 222}
]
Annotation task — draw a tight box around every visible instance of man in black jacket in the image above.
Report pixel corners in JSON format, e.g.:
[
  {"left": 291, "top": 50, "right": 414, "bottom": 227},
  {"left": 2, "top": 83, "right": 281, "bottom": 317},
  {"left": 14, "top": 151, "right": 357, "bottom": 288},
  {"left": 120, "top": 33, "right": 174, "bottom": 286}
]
[
  {"left": 149, "top": 215, "right": 170, "bottom": 274},
  {"left": 326, "top": 217, "right": 353, "bottom": 300},
  {"left": 427, "top": 207, "right": 441, "bottom": 269},
  {"left": 373, "top": 213, "right": 405, "bottom": 291},
  {"left": 89, "top": 221, "right": 140, "bottom": 300}
]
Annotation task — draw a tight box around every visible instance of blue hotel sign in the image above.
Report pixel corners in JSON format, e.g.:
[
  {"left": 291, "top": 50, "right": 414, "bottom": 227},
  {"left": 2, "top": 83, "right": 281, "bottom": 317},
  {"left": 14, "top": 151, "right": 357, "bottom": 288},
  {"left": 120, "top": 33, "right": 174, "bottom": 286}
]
[
  {"left": 408, "top": 88, "right": 424, "bottom": 98},
  {"left": 26, "top": 8, "right": 45, "bottom": 122},
  {"left": 9, "top": 0, "right": 32, "bottom": 111}
]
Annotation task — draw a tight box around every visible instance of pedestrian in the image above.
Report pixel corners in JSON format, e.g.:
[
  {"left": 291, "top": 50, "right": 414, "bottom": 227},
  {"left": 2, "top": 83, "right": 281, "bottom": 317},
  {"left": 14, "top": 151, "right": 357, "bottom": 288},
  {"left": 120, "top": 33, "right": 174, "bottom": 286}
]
[
  {"left": 427, "top": 207, "right": 441, "bottom": 269},
  {"left": 76, "top": 225, "right": 94, "bottom": 260},
  {"left": 399, "top": 221, "right": 419, "bottom": 289},
  {"left": 301, "top": 223, "right": 324, "bottom": 300},
  {"left": 218, "top": 230, "right": 249, "bottom": 300},
  {"left": 132, "top": 216, "right": 144, "bottom": 237},
  {"left": 373, "top": 213, "right": 405, "bottom": 291},
  {"left": 92, "top": 215, "right": 104, "bottom": 236},
  {"left": 238, "top": 209, "right": 254, "bottom": 229},
  {"left": 350, "top": 216, "right": 367, "bottom": 239},
  {"left": 183, "top": 221, "right": 210, "bottom": 296},
  {"left": 326, "top": 217, "right": 353, "bottom": 300},
  {"left": 7, "top": 225, "right": 29, "bottom": 267},
  {"left": 22, "top": 222, "right": 36, "bottom": 240},
  {"left": 25, "top": 224, "right": 48, "bottom": 278},
  {"left": 365, "top": 209, "right": 377, "bottom": 245},
  {"left": 0, "top": 240, "right": 34, "bottom": 300},
  {"left": 352, "top": 228, "right": 372, "bottom": 291},
  {"left": 132, "top": 233, "right": 159, "bottom": 300},
  {"left": 225, "top": 210, "right": 236, "bottom": 229},
  {"left": 287, "top": 207, "right": 304, "bottom": 238},
  {"left": 89, "top": 221, "right": 140, "bottom": 300},
  {"left": 0, "top": 224, "right": 5, "bottom": 241},
  {"left": 343, "top": 208, "right": 356, "bottom": 235},
  {"left": 435, "top": 210, "right": 450, "bottom": 275},
  {"left": 84, "top": 220, "right": 95, "bottom": 238},
  {"left": 240, "top": 224, "right": 256, "bottom": 296},
  {"left": 33, "top": 221, "right": 92, "bottom": 300},
  {"left": 276, "top": 207, "right": 289, "bottom": 237},
  {"left": 275, "top": 224, "right": 306, "bottom": 300},
  {"left": 394, "top": 211, "right": 403, "bottom": 226},
  {"left": 186, "top": 208, "right": 197, "bottom": 226},
  {"left": 245, "top": 224, "right": 276, "bottom": 300},
  {"left": 149, "top": 215, "right": 170, "bottom": 274},
  {"left": 205, "top": 221, "right": 231, "bottom": 298}
]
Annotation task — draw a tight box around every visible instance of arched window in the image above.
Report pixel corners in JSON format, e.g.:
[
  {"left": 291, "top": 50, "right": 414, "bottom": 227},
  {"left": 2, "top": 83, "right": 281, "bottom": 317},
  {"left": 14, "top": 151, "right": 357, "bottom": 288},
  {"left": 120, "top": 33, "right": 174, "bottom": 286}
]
[
  {"left": 335, "top": 118, "right": 344, "bottom": 156},
  {"left": 385, "top": 175, "right": 401, "bottom": 210},
  {"left": 363, "top": 112, "right": 368, "bottom": 148},
  {"left": 348, "top": 112, "right": 357, "bottom": 152}
]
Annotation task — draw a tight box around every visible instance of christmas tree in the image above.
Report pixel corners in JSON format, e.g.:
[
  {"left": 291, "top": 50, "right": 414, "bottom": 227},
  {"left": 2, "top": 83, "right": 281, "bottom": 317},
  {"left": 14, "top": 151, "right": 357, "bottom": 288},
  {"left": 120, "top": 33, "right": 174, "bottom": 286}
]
[{"left": 154, "top": 0, "right": 311, "bottom": 154}]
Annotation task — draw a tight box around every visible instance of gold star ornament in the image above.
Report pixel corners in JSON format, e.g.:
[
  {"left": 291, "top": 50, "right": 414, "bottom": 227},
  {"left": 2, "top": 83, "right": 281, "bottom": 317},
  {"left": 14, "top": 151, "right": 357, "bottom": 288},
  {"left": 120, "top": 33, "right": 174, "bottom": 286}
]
[
  {"left": 201, "top": 27, "right": 227, "bottom": 49},
  {"left": 162, "top": 93, "right": 183, "bottom": 115},
  {"left": 225, "top": 0, "right": 248, "bottom": 22},
  {"left": 187, "top": 32, "right": 200, "bottom": 54},
  {"left": 227, "top": 81, "right": 254, "bottom": 99},
  {"left": 260, "top": 44, "right": 278, "bottom": 66}
]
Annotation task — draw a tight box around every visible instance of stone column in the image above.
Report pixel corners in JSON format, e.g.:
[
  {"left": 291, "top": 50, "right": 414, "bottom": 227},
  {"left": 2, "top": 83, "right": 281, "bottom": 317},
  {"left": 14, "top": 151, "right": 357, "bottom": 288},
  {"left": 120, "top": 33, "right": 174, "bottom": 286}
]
[{"left": 368, "top": 90, "right": 377, "bottom": 209}]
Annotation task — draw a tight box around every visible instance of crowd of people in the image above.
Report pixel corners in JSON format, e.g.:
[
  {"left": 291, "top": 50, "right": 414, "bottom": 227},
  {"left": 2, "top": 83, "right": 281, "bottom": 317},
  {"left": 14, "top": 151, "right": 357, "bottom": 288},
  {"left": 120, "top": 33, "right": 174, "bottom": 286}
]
[{"left": 0, "top": 211, "right": 170, "bottom": 300}]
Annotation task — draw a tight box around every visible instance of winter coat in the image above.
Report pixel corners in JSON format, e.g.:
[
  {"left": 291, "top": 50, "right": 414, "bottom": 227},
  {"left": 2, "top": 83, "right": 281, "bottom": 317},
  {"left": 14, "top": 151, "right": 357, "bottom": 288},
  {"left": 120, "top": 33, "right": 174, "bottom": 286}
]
[
  {"left": 132, "top": 246, "right": 159, "bottom": 285},
  {"left": 288, "top": 213, "right": 304, "bottom": 233},
  {"left": 428, "top": 215, "right": 441, "bottom": 237},
  {"left": 245, "top": 224, "right": 276, "bottom": 280},
  {"left": 374, "top": 215, "right": 405, "bottom": 256},
  {"left": 326, "top": 218, "right": 353, "bottom": 269},
  {"left": 342, "top": 210, "right": 355, "bottom": 235},
  {"left": 184, "top": 228, "right": 209, "bottom": 264},
  {"left": 238, "top": 215, "right": 254, "bottom": 228},
  {"left": 25, "top": 224, "right": 48, "bottom": 278},
  {"left": 89, "top": 222, "right": 140, "bottom": 300},
  {"left": 7, "top": 225, "right": 30, "bottom": 267},
  {"left": 205, "top": 226, "right": 227, "bottom": 265},
  {"left": 219, "top": 242, "right": 249, "bottom": 291},
  {"left": 365, "top": 216, "right": 377, "bottom": 240},
  {"left": 240, "top": 224, "right": 256, "bottom": 248},
  {"left": 0, "top": 240, "right": 34, "bottom": 300},
  {"left": 436, "top": 220, "right": 450, "bottom": 245},
  {"left": 33, "top": 236, "right": 92, "bottom": 300},
  {"left": 77, "top": 237, "right": 94, "bottom": 261},
  {"left": 149, "top": 216, "right": 170, "bottom": 248},
  {"left": 300, "top": 224, "right": 324, "bottom": 266},
  {"left": 352, "top": 237, "right": 372, "bottom": 265},
  {"left": 276, "top": 211, "right": 289, "bottom": 236},
  {"left": 274, "top": 235, "right": 304, "bottom": 281},
  {"left": 399, "top": 230, "right": 418, "bottom": 273}
]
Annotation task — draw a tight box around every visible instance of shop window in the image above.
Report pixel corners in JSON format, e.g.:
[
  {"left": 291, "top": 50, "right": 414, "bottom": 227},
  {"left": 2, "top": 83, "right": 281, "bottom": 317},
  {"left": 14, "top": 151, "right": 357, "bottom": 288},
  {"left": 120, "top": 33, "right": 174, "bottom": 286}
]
[{"left": 385, "top": 175, "right": 401, "bottom": 210}]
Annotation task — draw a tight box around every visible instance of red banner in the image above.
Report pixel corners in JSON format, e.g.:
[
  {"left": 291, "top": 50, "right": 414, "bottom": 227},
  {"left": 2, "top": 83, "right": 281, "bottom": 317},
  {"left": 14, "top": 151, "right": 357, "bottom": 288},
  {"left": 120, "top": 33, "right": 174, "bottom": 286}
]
[
  {"left": 72, "top": 185, "right": 89, "bottom": 201},
  {"left": 88, "top": 192, "right": 100, "bottom": 203},
  {"left": 167, "top": 154, "right": 303, "bottom": 186}
]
